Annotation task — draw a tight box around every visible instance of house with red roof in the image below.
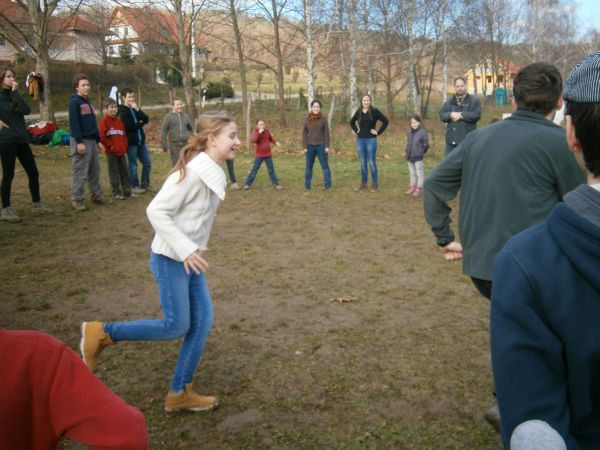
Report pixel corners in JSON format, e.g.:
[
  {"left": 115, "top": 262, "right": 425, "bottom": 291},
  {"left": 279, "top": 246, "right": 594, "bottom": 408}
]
[
  {"left": 106, "top": 6, "right": 208, "bottom": 73},
  {"left": 0, "top": 0, "right": 106, "bottom": 64}
]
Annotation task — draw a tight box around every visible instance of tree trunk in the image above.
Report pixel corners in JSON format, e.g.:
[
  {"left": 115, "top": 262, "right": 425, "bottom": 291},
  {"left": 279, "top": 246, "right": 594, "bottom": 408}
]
[
  {"left": 271, "top": 0, "right": 287, "bottom": 125},
  {"left": 37, "top": 54, "right": 54, "bottom": 122},
  {"left": 174, "top": 3, "right": 197, "bottom": 120},
  {"left": 348, "top": 0, "right": 358, "bottom": 115},
  {"left": 228, "top": 0, "right": 249, "bottom": 145},
  {"left": 305, "top": 0, "right": 315, "bottom": 108}
]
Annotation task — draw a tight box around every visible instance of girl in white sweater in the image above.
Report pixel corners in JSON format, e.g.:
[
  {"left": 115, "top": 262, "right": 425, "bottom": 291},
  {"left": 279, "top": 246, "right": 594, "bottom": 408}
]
[{"left": 80, "top": 111, "right": 239, "bottom": 412}]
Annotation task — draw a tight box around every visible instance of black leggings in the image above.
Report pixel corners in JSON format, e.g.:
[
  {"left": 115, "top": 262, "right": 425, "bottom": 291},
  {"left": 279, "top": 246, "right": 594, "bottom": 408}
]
[{"left": 0, "top": 142, "right": 40, "bottom": 208}]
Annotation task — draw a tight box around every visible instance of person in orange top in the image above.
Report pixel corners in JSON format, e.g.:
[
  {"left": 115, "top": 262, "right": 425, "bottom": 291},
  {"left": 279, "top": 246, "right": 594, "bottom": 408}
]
[{"left": 99, "top": 98, "right": 132, "bottom": 199}]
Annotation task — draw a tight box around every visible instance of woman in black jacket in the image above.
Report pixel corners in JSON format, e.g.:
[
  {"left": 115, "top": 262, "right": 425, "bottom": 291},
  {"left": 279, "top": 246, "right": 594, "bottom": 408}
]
[
  {"left": 349, "top": 94, "right": 389, "bottom": 192},
  {"left": 0, "top": 67, "right": 51, "bottom": 222}
]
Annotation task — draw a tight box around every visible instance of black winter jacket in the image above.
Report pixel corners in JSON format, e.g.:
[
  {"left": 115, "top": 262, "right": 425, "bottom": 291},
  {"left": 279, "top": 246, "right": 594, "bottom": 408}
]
[{"left": 117, "top": 104, "right": 149, "bottom": 146}]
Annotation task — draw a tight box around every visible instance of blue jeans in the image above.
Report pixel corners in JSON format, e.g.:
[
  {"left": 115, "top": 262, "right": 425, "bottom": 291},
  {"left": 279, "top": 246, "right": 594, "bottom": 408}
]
[
  {"left": 305, "top": 144, "right": 331, "bottom": 189},
  {"left": 127, "top": 144, "right": 152, "bottom": 188},
  {"left": 245, "top": 157, "right": 279, "bottom": 186},
  {"left": 104, "top": 252, "right": 214, "bottom": 393},
  {"left": 356, "top": 138, "right": 378, "bottom": 185}
]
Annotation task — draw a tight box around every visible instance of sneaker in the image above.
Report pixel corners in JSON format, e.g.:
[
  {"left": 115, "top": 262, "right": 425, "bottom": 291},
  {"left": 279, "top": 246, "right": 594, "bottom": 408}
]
[
  {"left": 275, "top": 185, "right": 283, "bottom": 190},
  {"left": 32, "top": 201, "right": 53, "bottom": 213},
  {"left": 243, "top": 185, "right": 250, "bottom": 190},
  {"left": 354, "top": 184, "right": 367, "bottom": 192},
  {"left": 80, "top": 321, "right": 114, "bottom": 371},
  {"left": 370, "top": 183, "right": 378, "bottom": 193},
  {"left": 132, "top": 186, "right": 146, "bottom": 195},
  {"left": 405, "top": 185, "right": 416, "bottom": 195},
  {"left": 412, "top": 187, "right": 423, "bottom": 197},
  {"left": 143, "top": 185, "right": 157, "bottom": 193},
  {"left": 165, "top": 384, "right": 219, "bottom": 413},
  {"left": 112, "top": 193, "right": 125, "bottom": 200},
  {"left": 484, "top": 402, "right": 501, "bottom": 433},
  {"left": 72, "top": 201, "right": 87, "bottom": 212},
  {"left": 0, "top": 207, "right": 21, "bottom": 222},
  {"left": 92, "top": 196, "right": 113, "bottom": 205},
  {"left": 230, "top": 183, "right": 241, "bottom": 190}
]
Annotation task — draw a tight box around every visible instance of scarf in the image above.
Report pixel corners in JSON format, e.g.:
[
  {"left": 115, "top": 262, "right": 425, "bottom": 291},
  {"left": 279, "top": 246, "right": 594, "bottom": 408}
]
[{"left": 308, "top": 112, "right": 321, "bottom": 124}]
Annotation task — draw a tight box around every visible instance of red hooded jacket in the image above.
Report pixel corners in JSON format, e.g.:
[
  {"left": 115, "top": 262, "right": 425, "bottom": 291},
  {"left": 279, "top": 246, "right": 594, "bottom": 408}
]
[{"left": 99, "top": 114, "right": 129, "bottom": 156}]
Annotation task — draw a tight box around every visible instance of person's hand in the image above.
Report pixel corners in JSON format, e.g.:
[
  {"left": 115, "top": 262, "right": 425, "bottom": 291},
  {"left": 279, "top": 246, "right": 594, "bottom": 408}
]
[
  {"left": 0, "top": 120, "right": 9, "bottom": 129},
  {"left": 325, "top": 147, "right": 330, "bottom": 154},
  {"left": 130, "top": 101, "right": 139, "bottom": 111},
  {"left": 441, "top": 242, "right": 463, "bottom": 261},
  {"left": 184, "top": 248, "right": 209, "bottom": 275},
  {"left": 275, "top": 142, "right": 281, "bottom": 146},
  {"left": 450, "top": 112, "right": 462, "bottom": 122},
  {"left": 98, "top": 142, "right": 106, "bottom": 154},
  {"left": 258, "top": 126, "right": 264, "bottom": 133},
  {"left": 370, "top": 129, "right": 378, "bottom": 136},
  {"left": 303, "top": 148, "right": 307, "bottom": 153},
  {"left": 76, "top": 143, "right": 87, "bottom": 155},
  {"left": 10, "top": 80, "right": 18, "bottom": 91}
]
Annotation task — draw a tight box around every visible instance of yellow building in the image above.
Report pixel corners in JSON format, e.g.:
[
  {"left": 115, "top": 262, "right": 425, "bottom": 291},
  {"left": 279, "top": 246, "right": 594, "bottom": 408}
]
[{"left": 463, "top": 57, "right": 520, "bottom": 96}]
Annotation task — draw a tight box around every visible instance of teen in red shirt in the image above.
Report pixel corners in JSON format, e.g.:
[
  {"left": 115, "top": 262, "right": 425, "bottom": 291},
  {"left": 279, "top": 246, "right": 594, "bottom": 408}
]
[{"left": 99, "top": 98, "right": 132, "bottom": 199}]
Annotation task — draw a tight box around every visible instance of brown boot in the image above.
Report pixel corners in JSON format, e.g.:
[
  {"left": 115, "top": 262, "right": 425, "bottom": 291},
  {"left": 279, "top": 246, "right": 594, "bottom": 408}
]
[
  {"left": 164, "top": 384, "right": 219, "bottom": 413},
  {"left": 80, "top": 321, "right": 114, "bottom": 371}
]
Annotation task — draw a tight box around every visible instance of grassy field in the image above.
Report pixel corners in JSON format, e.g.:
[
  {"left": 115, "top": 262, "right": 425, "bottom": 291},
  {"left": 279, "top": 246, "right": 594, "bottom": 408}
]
[{"left": 0, "top": 103, "right": 511, "bottom": 449}]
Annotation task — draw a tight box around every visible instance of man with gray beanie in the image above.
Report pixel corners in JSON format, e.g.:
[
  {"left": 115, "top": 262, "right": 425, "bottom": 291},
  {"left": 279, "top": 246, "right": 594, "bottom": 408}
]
[{"left": 491, "top": 51, "right": 600, "bottom": 449}]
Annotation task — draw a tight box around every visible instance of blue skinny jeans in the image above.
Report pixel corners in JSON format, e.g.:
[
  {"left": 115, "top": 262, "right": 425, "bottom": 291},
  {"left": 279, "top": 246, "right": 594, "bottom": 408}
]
[
  {"left": 104, "top": 252, "right": 214, "bottom": 393},
  {"left": 245, "top": 156, "right": 279, "bottom": 186},
  {"left": 127, "top": 144, "right": 152, "bottom": 189},
  {"left": 305, "top": 144, "right": 331, "bottom": 189},
  {"left": 356, "top": 137, "right": 378, "bottom": 185}
]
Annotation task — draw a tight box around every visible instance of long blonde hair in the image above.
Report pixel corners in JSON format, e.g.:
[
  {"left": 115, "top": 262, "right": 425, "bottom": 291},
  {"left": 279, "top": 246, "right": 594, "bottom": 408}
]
[{"left": 170, "top": 110, "right": 235, "bottom": 182}]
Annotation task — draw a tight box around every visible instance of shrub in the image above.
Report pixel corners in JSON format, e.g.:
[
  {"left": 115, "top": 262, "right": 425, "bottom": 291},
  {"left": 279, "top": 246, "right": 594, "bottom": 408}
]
[{"left": 204, "top": 79, "right": 234, "bottom": 99}]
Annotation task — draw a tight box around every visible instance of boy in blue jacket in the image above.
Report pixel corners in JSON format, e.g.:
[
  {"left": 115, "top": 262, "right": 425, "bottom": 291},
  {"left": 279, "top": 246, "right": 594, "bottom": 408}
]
[
  {"left": 491, "top": 52, "right": 600, "bottom": 450},
  {"left": 68, "top": 74, "right": 110, "bottom": 211}
]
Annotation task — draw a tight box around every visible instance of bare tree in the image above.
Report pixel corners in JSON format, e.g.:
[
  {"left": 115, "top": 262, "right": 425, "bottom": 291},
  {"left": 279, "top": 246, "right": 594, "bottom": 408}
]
[{"left": 0, "top": 0, "right": 83, "bottom": 120}]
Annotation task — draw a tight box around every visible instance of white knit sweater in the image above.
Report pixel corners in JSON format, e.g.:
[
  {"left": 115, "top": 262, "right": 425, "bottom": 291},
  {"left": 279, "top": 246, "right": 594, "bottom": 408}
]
[{"left": 147, "top": 152, "right": 226, "bottom": 262}]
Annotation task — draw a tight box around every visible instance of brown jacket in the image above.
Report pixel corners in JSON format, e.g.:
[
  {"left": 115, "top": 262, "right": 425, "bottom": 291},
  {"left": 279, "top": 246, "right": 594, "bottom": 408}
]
[{"left": 302, "top": 115, "right": 330, "bottom": 149}]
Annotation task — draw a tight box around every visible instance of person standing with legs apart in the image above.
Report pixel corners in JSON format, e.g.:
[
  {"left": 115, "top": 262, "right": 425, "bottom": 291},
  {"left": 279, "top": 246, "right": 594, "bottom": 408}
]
[
  {"left": 69, "top": 73, "right": 111, "bottom": 211},
  {"left": 161, "top": 98, "right": 193, "bottom": 166},
  {"left": 80, "top": 111, "right": 239, "bottom": 413},
  {"left": 0, "top": 67, "right": 51, "bottom": 222},
  {"left": 405, "top": 114, "right": 429, "bottom": 197},
  {"left": 118, "top": 88, "right": 153, "bottom": 194},
  {"left": 303, "top": 100, "right": 331, "bottom": 190},
  {"left": 349, "top": 94, "right": 389, "bottom": 192},
  {"left": 244, "top": 119, "right": 283, "bottom": 190}
]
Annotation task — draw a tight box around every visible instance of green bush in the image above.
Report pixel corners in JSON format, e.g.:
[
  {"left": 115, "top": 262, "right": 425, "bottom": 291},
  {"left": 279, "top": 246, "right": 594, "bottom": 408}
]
[{"left": 204, "top": 80, "right": 234, "bottom": 99}]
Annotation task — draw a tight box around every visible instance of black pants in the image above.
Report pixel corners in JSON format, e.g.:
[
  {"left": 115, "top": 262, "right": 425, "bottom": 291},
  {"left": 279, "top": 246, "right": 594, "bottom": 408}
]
[
  {"left": 471, "top": 277, "right": 492, "bottom": 300},
  {"left": 0, "top": 142, "right": 40, "bottom": 208},
  {"left": 226, "top": 159, "right": 237, "bottom": 183}
]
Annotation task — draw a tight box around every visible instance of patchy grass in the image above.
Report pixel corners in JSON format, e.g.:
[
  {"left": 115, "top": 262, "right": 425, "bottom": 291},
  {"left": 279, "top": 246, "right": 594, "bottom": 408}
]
[{"left": 1, "top": 103, "right": 510, "bottom": 449}]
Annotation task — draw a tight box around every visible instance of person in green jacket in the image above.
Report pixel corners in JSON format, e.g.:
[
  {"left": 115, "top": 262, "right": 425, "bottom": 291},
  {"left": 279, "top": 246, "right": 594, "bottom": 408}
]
[
  {"left": 161, "top": 98, "right": 193, "bottom": 166},
  {"left": 423, "top": 62, "right": 584, "bottom": 430}
]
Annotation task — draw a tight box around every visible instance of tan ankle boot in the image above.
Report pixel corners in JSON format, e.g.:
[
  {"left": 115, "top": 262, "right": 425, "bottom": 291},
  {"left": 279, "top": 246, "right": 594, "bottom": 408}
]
[
  {"left": 80, "top": 321, "right": 114, "bottom": 371},
  {"left": 164, "top": 384, "right": 218, "bottom": 412}
]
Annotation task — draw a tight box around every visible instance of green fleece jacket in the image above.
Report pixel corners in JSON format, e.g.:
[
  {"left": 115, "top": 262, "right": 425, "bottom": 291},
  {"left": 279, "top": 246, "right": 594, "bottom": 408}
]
[{"left": 423, "top": 109, "right": 584, "bottom": 281}]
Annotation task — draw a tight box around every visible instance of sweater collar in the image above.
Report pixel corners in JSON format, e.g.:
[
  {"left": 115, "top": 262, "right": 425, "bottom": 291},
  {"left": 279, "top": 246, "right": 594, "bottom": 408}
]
[{"left": 187, "top": 152, "right": 227, "bottom": 200}]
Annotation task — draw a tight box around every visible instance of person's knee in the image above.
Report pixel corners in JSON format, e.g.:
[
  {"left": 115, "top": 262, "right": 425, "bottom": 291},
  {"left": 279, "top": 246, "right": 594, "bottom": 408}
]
[{"left": 163, "top": 317, "right": 190, "bottom": 339}]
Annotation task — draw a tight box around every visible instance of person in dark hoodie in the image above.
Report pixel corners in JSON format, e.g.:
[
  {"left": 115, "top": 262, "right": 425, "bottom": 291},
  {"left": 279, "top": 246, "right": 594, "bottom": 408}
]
[
  {"left": 0, "top": 67, "right": 52, "bottom": 221},
  {"left": 491, "top": 51, "right": 600, "bottom": 450},
  {"left": 405, "top": 114, "right": 429, "bottom": 197},
  {"left": 68, "top": 73, "right": 110, "bottom": 211},
  {"left": 118, "top": 88, "right": 152, "bottom": 194}
]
